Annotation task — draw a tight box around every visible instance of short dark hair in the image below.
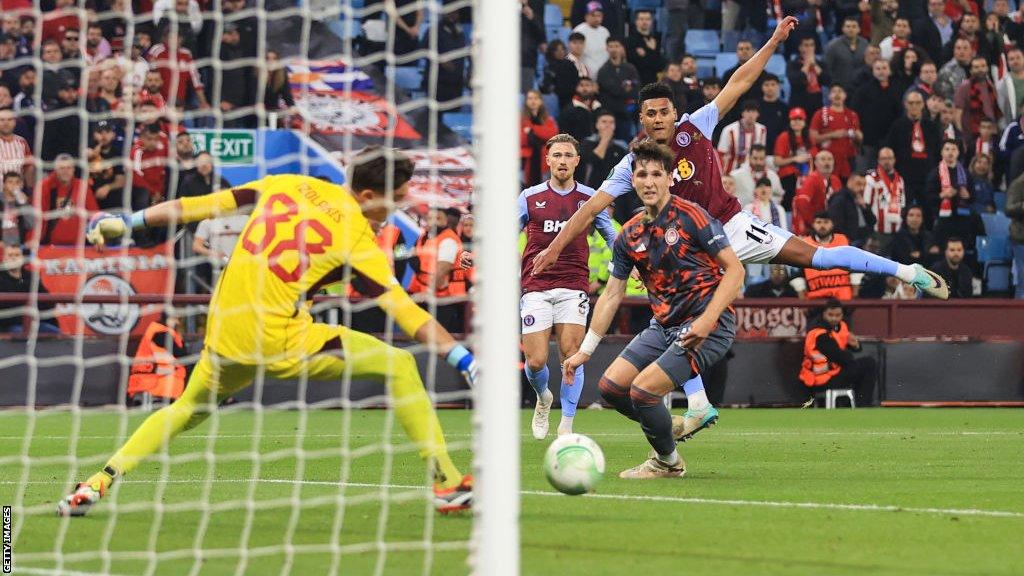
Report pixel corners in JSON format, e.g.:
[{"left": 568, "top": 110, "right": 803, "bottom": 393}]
[
  {"left": 843, "top": 16, "right": 860, "bottom": 26},
  {"left": 741, "top": 99, "right": 760, "bottom": 112},
  {"left": 941, "top": 138, "right": 960, "bottom": 149},
  {"left": 631, "top": 139, "right": 674, "bottom": 172},
  {"left": 750, "top": 143, "right": 766, "bottom": 154},
  {"left": 634, "top": 9, "right": 653, "bottom": 19},
  {"left": 823, "top": 297, "right": 843, "bottom": 310},
  {"left": 141, "top": 122, "right": 162, "bottom": 135},
  {"left": 3, "top": 171, "right": 22, "bottom": 182},
  {"left": 349, "top": 146, "right": 415, "bottom": 194},
  {"left": 813, "top": 210, "right": 832, "bottom": 221},
  {"left": 606, "top": 36, "right": 624, "bottom": 46},
  {"left": 594, "top": 108, "right": 616, "bottom": 122},
  {"left": 638, "top": 82, "right": 674, "bottom": 105},
  {"left": 547, "top": 133, "right": 581, "bottom": 154},
  {"left": 568, "top": 32, "right": 585, "bottom": 43},
  {"left": 702, "top": 76, "right": 721, "bottom": 87},
  {"left": 945, "top": 236, "right": 964, "bottom": 248},
  {"left": 761, "top": 73, "right": 780, "bottom": 85}
]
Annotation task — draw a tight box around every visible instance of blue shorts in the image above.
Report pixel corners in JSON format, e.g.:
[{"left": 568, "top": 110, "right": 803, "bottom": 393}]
[{"left": 618, "top": 310, "right": 736, "bottom": 389}]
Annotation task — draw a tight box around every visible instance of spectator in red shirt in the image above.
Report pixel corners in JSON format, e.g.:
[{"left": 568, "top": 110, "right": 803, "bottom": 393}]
[
  {"left": 146, "top": 26, "right": 209, "bottom": 111},
  {"left": 774, "top": 107, "right": 816, "bottom": 210},
  {"left": 810, "top": 85, "right": 862, "bottom": 181},
  {"left": 131, "top": 123, "right": 170, "bottom": 203},
  {"left": 36, "top": 154, "right": 98, "bottom": 246},
  {"left": 520, "top": 89, "right": 559, "bottom": 185},
  {"left": 793, "top": 150, "right": 843, "bottom": 236},
  {"left": 41, "top": 0, "right": 80, "bottom": 45}
]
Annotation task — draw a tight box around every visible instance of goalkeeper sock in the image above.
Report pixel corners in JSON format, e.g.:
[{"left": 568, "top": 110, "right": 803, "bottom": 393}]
[
  {"left": 598, "top": 376, "right": 639, "bottom": 422},
  {"left": 389, "top": 349, "right": 463, "bottom": 490},
  {"left": 559, "top": 365, "right": 584, "bottom": 418},
  {"left": 681, "top": 374, "right": 710, "bottom": 411},
  {"left": 630, "top": 385, "right": 676, "bottom": 457},
  {"left": 524, "top": 364, "right": 549, "bottom": 396},
  {"left": 811, "top": 245, "right": 914, "bottom": 282}
]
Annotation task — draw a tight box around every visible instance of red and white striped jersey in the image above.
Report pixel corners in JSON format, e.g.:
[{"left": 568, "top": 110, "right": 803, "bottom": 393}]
[
  {"left": 0, "top": 134, "right": 32, "bottom": 177},
  {"left": 717, "top": 120, "right": 767, "bottom": 175},
  {"left": 864, "top": 168, "right": 906, "bottom": 234}
]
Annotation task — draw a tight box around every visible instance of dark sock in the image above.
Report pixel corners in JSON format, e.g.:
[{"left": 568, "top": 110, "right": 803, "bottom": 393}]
[
  {"left": 599, "top": 376, "right": 639, "bottom": 422},
  {"left": 630, "top": 385, "right": 676, "bottom": 457}
]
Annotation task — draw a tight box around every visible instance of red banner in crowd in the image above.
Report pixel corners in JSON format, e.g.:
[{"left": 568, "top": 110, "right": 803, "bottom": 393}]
[{"left": 34, "top": 243, "right": 175, "bottom": 336}]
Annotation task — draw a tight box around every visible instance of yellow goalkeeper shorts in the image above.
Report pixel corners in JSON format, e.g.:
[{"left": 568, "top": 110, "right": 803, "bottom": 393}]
[{"left": 186, "top": 323, "right": 418, "bottom": 401}]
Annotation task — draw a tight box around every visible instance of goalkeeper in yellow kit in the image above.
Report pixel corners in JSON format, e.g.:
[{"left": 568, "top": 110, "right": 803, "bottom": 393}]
[{"left": 58, "top": 148, "right": 475, "bottom": 516}]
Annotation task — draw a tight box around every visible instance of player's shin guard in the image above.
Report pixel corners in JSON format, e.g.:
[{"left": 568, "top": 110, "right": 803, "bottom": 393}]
[
  {"left": 560, "top": 365, "right": 584, "bottom": 418},
  {"left": 811, "top": 245, "right": 914, "bottom": 282},
  {"left": 388, "top": 349, "right": 463, "bottom": 489},
  {"left": 598, "top": 376, "right": 639, "bottom": 421},
  {"left": 630, "top": 385, "right": 676, "bottom": 458},
  {"left": 524, "top": 364, "right": 550, "bottom": 396}
]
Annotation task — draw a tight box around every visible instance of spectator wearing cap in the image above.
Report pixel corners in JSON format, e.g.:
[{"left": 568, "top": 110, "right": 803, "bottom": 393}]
[
  {"left": 851, "top": 59, "right": 902, "bottom": 173},
  {"left": 824, "top": 17, "right": 868, "bottom": 90},
  {"left": 793, "top": 150, "right": 842, "bottom": 236},
  {"left": 954, "top": 57, "right": 1001, "bottom": 140},
  {"left": 520, "top": 0, "right": 545, "bottom": 92},
  {"left": 36, "top": 154, "right": 99, "bottom": 246},
  {"left": 40, "top": 77, "right": 82, "bottom": 162},
  {"left": 597, "top": 37, "right": 639, "bottom": 141},
  {"left": 786, "top": 36, "right": 829, "bottom": 120},
  {"left": 0, "top": 109, "right": 33, "bottom": 188},
  {"left": 218, "top": 22, "right": 257, "bottom": 128},
  {"left": 87, "top": 121, "right": 126, "bottom": 210},
  {"left": 579, "top": 109, "right": 628, "bottom": 191},
  {"left": 571, "top": 0, "right": 624, "bottom": 39},
  {"left": 146, "top": 26, "right": 210, "bottom": 112},
  {"left": 717, "top": 99, "right": 767, "bottom": 176},
  {"left": 758, "top": 74, "right": 789, "bottom": 150},
  {"left": 572, "top": 2, "right": 611, "bottom": 83},
  {"left": 625, "top": 10, "right": 664, "bottom": 87},
  {"left": 730, "top": 144, "right": 784, "bottom": 207},
  {"left": 774, "top": 107, "right": 815, "bottom": 210},
  {"left": 131, "top": 122, "right": 170, "bottom": 203},
  {"left": 558, "top": 77, "right": 601, "bottom": 142}
]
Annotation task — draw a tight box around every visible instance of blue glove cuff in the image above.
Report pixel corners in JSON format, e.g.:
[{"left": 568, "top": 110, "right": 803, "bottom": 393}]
[
  {"left": 446, "top": 345, "right": 473, "bottom": 371},
  {"left": 129, "top": 211, "right": 147, "bottom": 230}
]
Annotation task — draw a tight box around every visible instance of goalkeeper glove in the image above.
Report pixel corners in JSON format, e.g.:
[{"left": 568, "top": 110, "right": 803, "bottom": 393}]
[
  {"left": 446, "top": 345, "right": 478, "bottom": 387},
  {"left": 86, "top": 212, "right": 144, "bottom": 247}
]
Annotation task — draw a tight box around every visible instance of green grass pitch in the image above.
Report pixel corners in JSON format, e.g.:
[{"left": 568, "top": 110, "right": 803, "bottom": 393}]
[{"left": 2, "top": 408, "right": 1022, "bottom": 575}]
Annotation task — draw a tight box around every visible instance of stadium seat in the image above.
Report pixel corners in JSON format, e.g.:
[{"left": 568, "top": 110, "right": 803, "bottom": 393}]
[
  {"left": 542, "top": 93, "right": 560, "bottom": 121},
  {"left": 984, "top": 263, "right": 1013, "bottom": 293},
  {"left": 544, "top": 3, "right": 564, "bottom": 28},
  {"left": 686, "top": 29, "right": 720, "bottom": 57},
  {"left": 994, "top": 190, "right": 1007, "bottom": 212},
  {"left": 389, "top": 66, "right": 424, "bottom": 92},
  {"left": 980, "top": 212, "right": 1011, "bottom": 238},
  {"left": 765, "top": 54, "right": 786, "bottom": 77},
  {"left": 721, "top": 29, "right": 741, "bottom": 52},
  {"left": 628, "top": 0, "right": 663, "bottom": 10},
  {"left": 443, "top": 111, "right": 473, "bottom": 142},
  {"left": 715, "top": 52, "right": 739, "bottom": 77},
  {"left": 977, "top": 235, "right": 1013, "bottom": 264},
  {"left": 695, "top": 57, "right": 715, "bottom": 79},
  {"left": 818, "top": 388, "right": 855, "bottom": 409}
]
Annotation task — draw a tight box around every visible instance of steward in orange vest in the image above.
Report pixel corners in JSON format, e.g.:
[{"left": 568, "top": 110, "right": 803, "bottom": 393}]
[
  {"left": 798, "top": 298, "right": 877, "bottom": 406},
  {"left": 410, "top": 208, "right": 467, "bottom": 297},
  {"left": 128, "top": 317, "right": 187, "bottom": 402},
  {"left": 797, "top": 211, "right": 854, "bottom": 300}
]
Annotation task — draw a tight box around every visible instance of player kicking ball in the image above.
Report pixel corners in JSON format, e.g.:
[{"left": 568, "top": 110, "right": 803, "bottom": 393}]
[
  {"left": 563, "top": 141, "right": 744, "bottom": 478},
  {"left": 540, "top": 16, "right": 948, "bottom": 442},
  {"left": 518, "top": 134, "right": 616, "bottom": 439},
  {"left": 58, "top": 148, "right": 476, "bottom": 516}
]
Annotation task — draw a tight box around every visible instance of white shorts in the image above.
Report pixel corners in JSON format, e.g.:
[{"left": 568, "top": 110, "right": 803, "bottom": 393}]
[
  {"left": 723, "top": 210, "right": 794, "bottom": 265},
  {"left": 520, "top": 288, "right": 589, "bottom": 334}
]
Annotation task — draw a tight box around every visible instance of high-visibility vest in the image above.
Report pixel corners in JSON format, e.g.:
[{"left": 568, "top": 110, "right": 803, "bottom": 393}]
[
  {"left": 799, "top": 321, "right": 850, "bottom": 387},
  {"left": 801, "top": 233, "right": 853, "bottom": 300},
  {"left": 128, "top": 321, "right": 186, "bottom": 400},
  {"left": 411, "top": 228, "right": 467, "bottom": 297}
]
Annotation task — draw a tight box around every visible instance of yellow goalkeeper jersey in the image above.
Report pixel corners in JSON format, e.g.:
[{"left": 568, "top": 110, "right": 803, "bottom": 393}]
[{"left": 180, "top": 174, "right": 431, "bottom": 364}]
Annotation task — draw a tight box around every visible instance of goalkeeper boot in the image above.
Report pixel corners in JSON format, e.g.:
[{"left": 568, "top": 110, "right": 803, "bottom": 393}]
[
  {"left": 672, "top": 406, "right": 720, "bottom": 442},
  {"left": 531, "top": 389, "right": 553, "bottom": 440},
  {"left": 618, "top": 456, "right": 686, "bottom": 479},
  {"left": 434, "top": 475, "right": 473, "bottom": 514},
  {"left": 909, "top": 264, "right": 949, "bottom": 300},
  {"left": 56, "top": 482, "right": 104, "bottom": 517}
]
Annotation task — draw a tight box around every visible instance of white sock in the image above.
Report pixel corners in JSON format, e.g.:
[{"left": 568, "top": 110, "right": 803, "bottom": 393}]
[
  {"left": 539, "top": 389, "right": 553, "bottom": 407},
  {"left": 658, "top": 449, "right": 680, "bottom": 466},
  {"left": 558, "top": 415, "right": 573, "bottom": 431},
  {"left": 895, "top": 263, "right": 916, "bottom": 283},
  {"left": 687, "top": 389, "right": 710, "bottom": 411}
]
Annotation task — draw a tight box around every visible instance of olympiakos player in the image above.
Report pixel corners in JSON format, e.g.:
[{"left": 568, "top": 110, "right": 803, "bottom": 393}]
[
  {"left": 519, "top": 133, "right": 616, "bottom": 439},
  {"left": 535, "top": 16, "right": 950, "bottom": 444}
]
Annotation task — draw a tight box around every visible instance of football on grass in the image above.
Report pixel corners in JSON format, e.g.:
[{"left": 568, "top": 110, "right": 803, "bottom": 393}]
[{"left": 544, "top": 433, "right": 605, "bottom": 495}]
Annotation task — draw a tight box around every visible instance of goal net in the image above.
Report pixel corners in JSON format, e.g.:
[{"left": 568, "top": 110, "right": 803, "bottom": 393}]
[{"left": 1, "top": 0, "right": 519, "bottom": 574}]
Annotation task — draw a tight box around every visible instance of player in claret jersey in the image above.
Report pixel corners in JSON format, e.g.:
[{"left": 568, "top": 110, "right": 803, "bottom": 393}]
[
  {"left": 58, "top": 148, "right": 476, "bottom": 516},
  {"left": 519, "top": 134, "right": 617, "bottom": 439},
  {"left": 536, "top": 16, "right": 949, "bottom": 443}
]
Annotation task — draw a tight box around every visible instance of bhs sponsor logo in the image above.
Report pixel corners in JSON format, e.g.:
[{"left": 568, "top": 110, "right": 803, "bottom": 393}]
[{"left": 543, "top": 220, "right": 567, "bottom": 233}]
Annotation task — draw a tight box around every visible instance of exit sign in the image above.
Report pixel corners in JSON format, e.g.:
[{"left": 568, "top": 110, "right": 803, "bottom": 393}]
[{"left": 189, "top": 130, "right": 256, "bottom": 164}]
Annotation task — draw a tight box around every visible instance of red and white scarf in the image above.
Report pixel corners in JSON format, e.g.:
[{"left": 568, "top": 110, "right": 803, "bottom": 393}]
[
  {"left": 938, "top": 160, "right": 967, "bottom": 218},
  {"left": 911, "top": 121, "right": 928, "bottom": 159},
  {"left": 875, "top": 168, "right": 904, "bottom": 232}
]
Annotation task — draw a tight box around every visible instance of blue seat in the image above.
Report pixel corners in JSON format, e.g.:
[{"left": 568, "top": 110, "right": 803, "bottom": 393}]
[
  {"left": 542, "top": 93, "right": 560, "bottom": 121},
  {"left": 715, "top": 52, "right": 739, "bottom": 77},
  {"left": 628, "top": 0, "right": 663, "bottom": 9},
  {"left": 696, "top": 56, "right": 715, "bottom": 79},
  {"left": 985, "top": 263, "right": 1012, "bottom": 293},
  {"left": 981, "top": 212, "right": 1011, "bottom": 237},
  {"left": 766, "top": 54, "right": 786, "bottom": 77},
  {"left": 977, "top": 235, "right": 1013, "bottom": 264},
  {"left": 544, "top": 3, "right": 564, "bottom": 28},
  {"left": 390, "top": 66, "right": 423, "bottom": 92},
  {"left": 994, "top": 190, "right": 1007, "bottom": 212},
  {"left": 721, "top": 29, "right": 741, "bottom": 52},
  {"left": 686, "top": 29, "right": 720, "bottom": 57},
  {"left": 443, "top": 111, "right": 473, "bottom": 142}
]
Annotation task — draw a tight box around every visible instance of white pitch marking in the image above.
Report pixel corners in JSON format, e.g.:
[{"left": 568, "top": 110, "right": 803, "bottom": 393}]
[{"left": 0, "top": 431, "right": 1019, "bottom": 440}]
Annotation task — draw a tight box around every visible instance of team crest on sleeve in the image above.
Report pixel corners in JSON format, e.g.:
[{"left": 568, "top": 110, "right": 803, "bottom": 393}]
[
  {"left": 676, "top": 158, "right": 695, "bottom": 181},
  {"left": 665, "top": 227, "right": 680, "bottom": 246},
  {"left": 675, "top": 131, "right": 691, "bottom": 147},
  {"left": 523, "top": 315, "right": 535, "bottom": 327}
]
